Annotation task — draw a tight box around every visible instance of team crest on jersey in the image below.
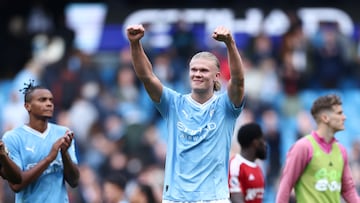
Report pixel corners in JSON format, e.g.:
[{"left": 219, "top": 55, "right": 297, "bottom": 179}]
[
  {"left": 210, "top": 109, "right": 214, "bottom": 117},
  {"left": 248, "top": 174, "right": 255, "bottom": 181}
]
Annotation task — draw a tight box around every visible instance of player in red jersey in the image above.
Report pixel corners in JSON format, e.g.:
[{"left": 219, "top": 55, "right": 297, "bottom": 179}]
[{"left": 229, "top": 123, "right": 267, "bottom": 203}]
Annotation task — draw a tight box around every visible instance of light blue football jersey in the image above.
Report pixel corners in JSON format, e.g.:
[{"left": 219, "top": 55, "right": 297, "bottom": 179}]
[
  {"left": 155, "top": 87, "right": 243, "bottom": 201},
  {"left": 2, "top": 123, "right": 78, "bottom": 203}
]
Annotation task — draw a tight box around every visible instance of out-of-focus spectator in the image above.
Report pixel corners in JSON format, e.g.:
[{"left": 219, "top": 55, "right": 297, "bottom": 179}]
[
  {"left": 112, "top": 64, "right": 143, "bottom": 125},
  {"left": 280, "top": 51, "right": 302, "bottom": 95},
  {"left": 258, "top": 57, "right": 282, "bottom": 107},
  {"left": 142, "top": 124, "right": 167, "bottom": 166},
  {"left": 26, "top": 2, "right": 54, "bottom": 34},
  {"left": 310, "top": 23, "right": 350, "bottom": 89},
  {"left": 278, "top": 20, "right": 313, "bottom": 118},
  {"left": 102, "top": 173, "right": 128, "bottom": 203},
  {"left": 128, "top": 181, "right": 156, "bottom": 203},
  {"left": 138, "top": 52, "right": 179, "bottom": 127},
  {"left": 99, "top": 149, "right": 132, "bottom": 181},
  {"left": 242, "top": 56, "right": 281, "bottom": 115},
  {"left": 53, "top": 11, "right": 75, "bottom": 55},
  {"left": 1, "top": 91, "right": 28, "bottom": 132},
  {"left": 170, "top": 19, "right": 197, "bottom": 61},
  {"left": 278, "top": 52, "right": 303, "bottom": 117},
  {"left": 247, "top": 32, "right": 277, "bottom": 67},
  {"left": 279, "top": 20, "right": 313, "bottom": 91},
  {"left": 231, "top": 107, "right": 257, "bottom": 156},
  {"left": 261, "top": 107, "right": 282, "bottom": 201},
  {"left": 2, "top": 15, "right": 32, "bottom": 78},
  {"left": 295, "top": 109, "right": 315, "bottom": 140},
  {"left": 243, "top": 56, "right": 264, "bottom": 114},
  {"left": 170, "top": 19, "right": 197, "bottom": 76},
  {"left": 152, "top": 53, "right": 175, "bottom": 88},
  {"left": 137, "top": 166, "right": 165, "bottom": 203},
  {"left": 68, "top": 81, "right": 99, "bottom": 143},
  {"left": 81, "top": 120, "right": 119, "bottom": 173},
  {"left": 42, "top": 49, "right": 83, "bottom": 113},
  {"left": 77, "top": 164, "right": 102, "bottom": 203}
]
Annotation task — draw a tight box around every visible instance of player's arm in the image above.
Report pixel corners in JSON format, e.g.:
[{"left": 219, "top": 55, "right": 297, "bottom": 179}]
[
  {"left": 126, "top": 24, "right": 163, "bottom": 103},
  {"left": 8, "top": 136, "right": 65, "bottom": 192},
  {"left": 339, "top": 145, "right": 360, "bottom": 202},
  {"left": 60, "top": 131, "right": 79, "bottom": 188},
  {"left": 0, "top": 141, "right": 22, "bottom": 184},
  {"left": 212, "top": 26, "right": 244, "bottom": 107},
  {"left": 276, "top": 139, "right": 310, "bottom": 203},
  {"left": 230, "top": 192, "right": 245, "bottom": 203}
]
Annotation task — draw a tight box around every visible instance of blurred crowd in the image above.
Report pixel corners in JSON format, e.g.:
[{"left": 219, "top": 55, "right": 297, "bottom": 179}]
[{"left": 1, "top": 2, "right": 360, "bottom": 203}]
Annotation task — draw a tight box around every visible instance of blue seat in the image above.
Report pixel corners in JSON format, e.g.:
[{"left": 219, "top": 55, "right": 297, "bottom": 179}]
[
  {"left": 279, "top": 116, "right": 297, "bottom": 164},
  {"left": 299, "top": 90, "right": 319, "bottom": 110}
]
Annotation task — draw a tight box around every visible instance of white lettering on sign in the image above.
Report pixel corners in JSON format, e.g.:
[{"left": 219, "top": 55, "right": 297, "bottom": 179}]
[
  {"left": 298, "top": 8, "right": 353, "bottom": 36},
  {"left": 123, "top": 8, "right": 354, "bottom": 38}
]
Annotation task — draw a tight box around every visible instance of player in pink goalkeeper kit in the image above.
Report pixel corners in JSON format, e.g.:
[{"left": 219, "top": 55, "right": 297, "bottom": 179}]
[{"left": 276, "top": 94, "right": 360, "bottom": 203}]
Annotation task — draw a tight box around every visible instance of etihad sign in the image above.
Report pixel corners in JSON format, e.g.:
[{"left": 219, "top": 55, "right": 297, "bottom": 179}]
[{"left": 123, "top": 8, "right": 354, "bottom": 37}]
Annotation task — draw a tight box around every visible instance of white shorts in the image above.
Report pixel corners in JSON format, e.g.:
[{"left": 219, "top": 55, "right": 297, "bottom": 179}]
[{"left": 162, "top": 199, "right": 230, "bottom": 203}]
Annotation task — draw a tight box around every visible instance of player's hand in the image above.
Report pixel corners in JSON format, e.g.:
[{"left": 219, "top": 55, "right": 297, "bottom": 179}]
[
  {"left": 48, "top": 131, "right": 74, "bottom": 160},
  {"left": 212, "top": 26, "right": 233, "bottom": 44},
  {"left": 126, "top": 24, "right": 145, "bottom": 42},
  {"left": 48, "top": 138, "right": 63, "bottom": 161},
  {"left": 60, "top": 131, "right": 74, "bottom": 153},
  {"left": 0, "top": 141, "right": 8, "bottom": 156}
]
